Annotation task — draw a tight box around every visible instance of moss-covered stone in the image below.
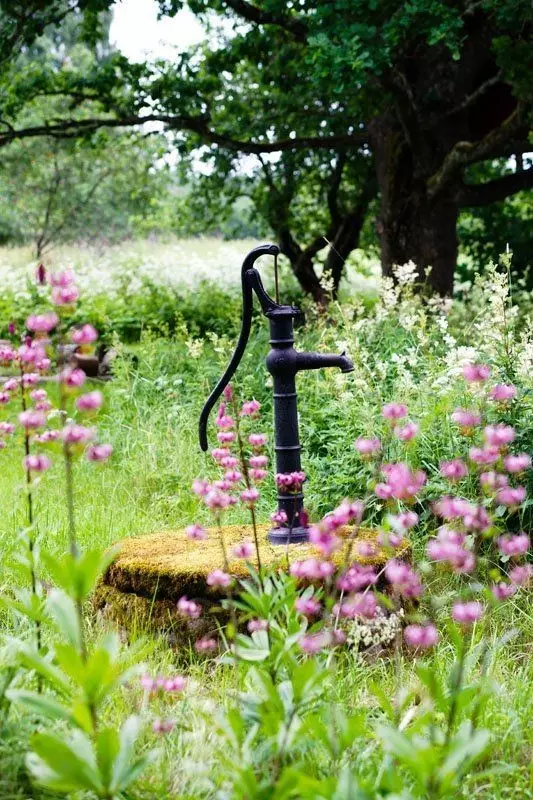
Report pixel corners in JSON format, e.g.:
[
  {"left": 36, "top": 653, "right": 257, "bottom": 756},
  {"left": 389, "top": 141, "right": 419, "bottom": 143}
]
[
  {"left": 102, "top": 524, "right": 404, "bottom": 597},
  {"left": 96, "top": 525, "right": 410, "bottom": 638}
]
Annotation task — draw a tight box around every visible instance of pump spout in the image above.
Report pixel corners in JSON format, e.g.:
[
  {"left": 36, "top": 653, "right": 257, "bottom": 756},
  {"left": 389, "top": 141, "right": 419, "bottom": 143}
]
[{"left": 294, "top": 350, "right": 354, "bottom": 374}]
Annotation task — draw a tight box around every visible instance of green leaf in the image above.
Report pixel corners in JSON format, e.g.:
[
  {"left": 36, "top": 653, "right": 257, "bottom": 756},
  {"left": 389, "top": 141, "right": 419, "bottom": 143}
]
[
  {"left": 6, "top": 689, "right": 74, "bottom": 725},
  {"left": 46, "top": 589, "right": 82, "bottom": 649},
  {"left": 27, "top": 729, "right": 103, "bottom": 794}
]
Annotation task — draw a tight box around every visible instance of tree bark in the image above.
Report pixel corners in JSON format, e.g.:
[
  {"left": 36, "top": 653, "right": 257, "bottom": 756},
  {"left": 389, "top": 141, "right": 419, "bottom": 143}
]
[
  {"left": 277, "top": 227, "right": 328, "bottom": 304},
  {"left": 371, "top": 120, "right": 458, "bottom": 296}
]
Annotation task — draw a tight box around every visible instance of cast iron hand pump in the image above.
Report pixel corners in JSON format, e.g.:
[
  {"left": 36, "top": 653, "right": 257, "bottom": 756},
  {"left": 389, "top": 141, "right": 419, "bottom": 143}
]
[{"left": 199, "top": 244, "right": 354, "bottom": 544}]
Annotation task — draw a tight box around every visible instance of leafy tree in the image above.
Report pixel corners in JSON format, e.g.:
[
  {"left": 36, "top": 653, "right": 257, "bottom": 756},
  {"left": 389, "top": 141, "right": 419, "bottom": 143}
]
[
  {"left": 0, "top": 129, "right": 169, "bottom": 254},
  {"left": 1, "top": 1, "right": 532, "bottom": 297}
]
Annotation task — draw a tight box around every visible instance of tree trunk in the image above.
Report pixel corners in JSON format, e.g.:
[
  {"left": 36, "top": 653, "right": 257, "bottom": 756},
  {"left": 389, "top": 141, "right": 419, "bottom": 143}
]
[
  {"left": 379, "top": 193, "right": 458, "bottom": 295},
  {"left": 277, "top": 227, "right": 327, "bottom": 304},
  {"left": 371, "top": 119, "right": 459, "bottom": 295}
]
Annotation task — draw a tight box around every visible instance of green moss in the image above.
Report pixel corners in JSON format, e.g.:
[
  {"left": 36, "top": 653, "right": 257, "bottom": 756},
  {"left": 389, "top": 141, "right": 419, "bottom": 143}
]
[{"left": 102, "top": 524, "right": 403, "bottom": 599}]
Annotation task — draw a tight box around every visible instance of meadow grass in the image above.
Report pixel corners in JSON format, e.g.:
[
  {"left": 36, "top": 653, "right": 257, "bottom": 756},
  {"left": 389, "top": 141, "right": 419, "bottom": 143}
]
[{"left": 0, "top": 244, "right": 532, "bottom": 798}]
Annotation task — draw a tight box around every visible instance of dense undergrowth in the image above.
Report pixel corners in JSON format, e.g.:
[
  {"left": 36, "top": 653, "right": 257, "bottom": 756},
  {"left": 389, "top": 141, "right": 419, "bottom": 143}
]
[{"left": 0, "top": 250, "right": 531, "bottom": 798}]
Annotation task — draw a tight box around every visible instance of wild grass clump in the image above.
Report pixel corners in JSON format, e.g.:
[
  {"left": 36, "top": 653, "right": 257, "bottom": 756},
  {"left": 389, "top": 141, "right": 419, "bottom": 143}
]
[{"left": 0, "top": 249, "right": 531, "bottom": 798}]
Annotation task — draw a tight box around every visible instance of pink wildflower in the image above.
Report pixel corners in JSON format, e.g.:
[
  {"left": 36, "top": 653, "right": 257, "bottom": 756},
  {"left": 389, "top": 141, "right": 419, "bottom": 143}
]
[
  {"left": 309, "top": 525, "right": 341, "bottom": 556},
  {"left": 394, "top": 421, "right": 419, "bottom": 441},
  {"left": 248, "top": 619, "right": 268, "bottom": 633},
  {"left": 432, "top": 496, "right": 472, "bottom": 519},
  {"left": 241, "top": 399, "right": 260, "bottom": 416},
  {"left": 35, "top": 430, "right": 60, "bottom": 444},
  {"left": 248, "top": 433, "right": 267, "bottom": 448},
  {"left": 0, "top": 392, "right": 10, "bottom": 404},
  {"left": 452, "top": 601, "right": 483, "bottom": 624},
  {"left": 509, "top": 565, "right": 533, "bottom": 586},
  {"left": 86, "top": 443, "right": 112, "bottom": 462},
  {"left": 18, "top": 343, "right": 46, "bottom": 364},
  {"left": 22, "top": 373, "right": 40, "bottom": 387},
  {"left": 26, "top": 312, "right": 58, "bottom": 333},
  {"left": 469, "top": 446, "right": 500, "bottom": 465},
  {"left": 462, "top": 504, "right": 491, "bottom": 532},
  {"left": 496, "top": 486, "right": 526, "bottom": 507},
  {"left": 335, "top": 592, "right": 377, "bottom": 619},
  {"left": 75, "top": 391, "right": 103, "bottom": 411},
  {"left": 382, "top": 402, "right": 407, "bottom": 420},
  {"left": 185, "top": 524, "right": 208, "bottom": 541},
  {"left": 224, "top": 469, "right": 242, "bottom": 483},
  {"left": 391, "top": 510, "right": 418, "bottom": 529},
  {"left": 404, "top": 624, "right": 438, "bottom": 649},
  {"left": 427, "top": 528, "right": 475, "bottom": 573},
  {"left": 60, "top": 367, "right": 86, "bottom": 388},
  {"left": 497, "top": 533, "right": 529, "bottom": 557},
  {"left": 0, "top": 422, "right": 15, "bottom": 435},
  {"left": 451, "top": 408, "right": 481, "bottom": 428},
  {"left": 463, "top": 363, "right": 490, "bottom": 382},
  {"left": 376, "top": 463, "right": 426, "bottom": 501},
  {"left": 211, "top": 448, "right": 229, "bottom": 462},
  {"left": 336, "top": 564, "right": 377, "bottom": 592},
  {"left": 299, "top": 631, "right": 332, "bottom": 654},
  {"left": 385, "top": 559, "right": 422, "bottom": 597},
  {"left": 62, "top": 424, "right": 95, "bottom": 445},
  {"left": 49, "top": 269, "right": 75, "bottom": 287},
  {"left": 440, "top": 459, "right": 468, "bottom": 480},
  {"left": 207, "top": 569, "right": 232, "bottom": 588},
  {"left": 19, "top": 410, "right": 46, "bottom": 429},
  {"left": 250, "top": 468, "right": 267, "bottom": 481},
  {"left": 204, "top": 489, "right": 232, "bottom": 511},
  {"left": 295, "top": 597, "right": 321, "bottom": 616},
  {"left": 290, "top": 558, "right": 335, "bottom": 581},
  {"left": 484, "top": 424, "right": 515, "bottom": 448},
  {"left": 220, "top": 455, "right": 238, "bottom": 468},
  {"left": 23, "top": 454, "right": 52, "bottom": 472},
  {"left": 489, "top": 384, "right": 517, "bottom": 402},
  {"left": 270, "top": 509, "right": 287, "bottom": 527},
  {"left": 355, "top": 436, "right": 381, "bottom": 456},
  {"left": 231, "top": 541, "right": 255, "bottom": 559},
  {"left": 195, "top": 637, "right": 217, "bottom": 653},
  {"left": 177, "top": 596, "right": 202, "bottom": 619},
  {"left": 241, "top": 487, "right": 260, "bottom": 506},
  {"left": 153, "top": 719, "right": 175, "bottom": 735},
  {"left": 504, "top": 454, "right": 531, "bottom": 473},
  {"left": 0, "top": 346, "right": 16, "bottom": 363},
  {"left": 51, "top": 284, "right": 79, "bottom": 306},
  {"left": 71, "top": 324, "right": 98, "bottom": 345},
  {"left": 491, "top": 582, "right": 516, "bottom": 601},
  {"left": 217, "top": 431, "right": 235, "bottom": 443},
  {"left": 275, "top": 471, "right": 306, "bottom": 492},
  {"left": 356, "top": 540, "right": 378, "bottom": 558},
  {"left": 4, "top": 378, "right": 18, "bottom": 392},
  {"left": 249, "top": 454, "right": 268, "bottom": 468},
  {"left": 480, "top": 471, "right": 509, "bottom": 491},
  {"left": 192, "top": 479, "right": 210, "bottom": 496}
]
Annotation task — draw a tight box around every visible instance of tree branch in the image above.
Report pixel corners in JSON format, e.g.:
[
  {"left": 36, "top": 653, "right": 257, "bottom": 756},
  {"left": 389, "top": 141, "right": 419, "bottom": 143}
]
[
  {"left": 457, "top": 167, "right": 533, "bottom": 207},
  {"left": 427, "top": 106, "right": 525, "bottom": 199},
  {"left": 0, "top": 114, "right": 366, "bottom": 153},
  {"left": 444, "top": 71, "right": 503, "bottom": 118},
  {"left": 222, "top": 0, "right": 307, "bottom": 42}
]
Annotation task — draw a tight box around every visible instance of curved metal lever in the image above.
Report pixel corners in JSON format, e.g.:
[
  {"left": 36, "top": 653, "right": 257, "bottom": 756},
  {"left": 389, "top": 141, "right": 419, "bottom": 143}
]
[{"left": 199, "top": 243, "right": 280, "bottom": 451}]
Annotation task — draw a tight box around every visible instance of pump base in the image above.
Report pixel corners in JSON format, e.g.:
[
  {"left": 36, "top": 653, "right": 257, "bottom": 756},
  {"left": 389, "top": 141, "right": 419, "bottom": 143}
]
[{"left": 267, "top": 525, "right": 309, "bottom": 545}]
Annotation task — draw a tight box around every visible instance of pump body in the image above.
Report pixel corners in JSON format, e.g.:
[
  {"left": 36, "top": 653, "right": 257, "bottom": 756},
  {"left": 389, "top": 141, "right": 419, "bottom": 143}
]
[{"left": 199, "top": 244, "right": 353, "bottom": 544}]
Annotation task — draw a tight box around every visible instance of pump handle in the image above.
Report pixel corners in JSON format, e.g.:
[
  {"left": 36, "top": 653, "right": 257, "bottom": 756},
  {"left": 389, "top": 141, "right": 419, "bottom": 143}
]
[{"left": 199, "top": 243, "right": 280, "bottom": 451}]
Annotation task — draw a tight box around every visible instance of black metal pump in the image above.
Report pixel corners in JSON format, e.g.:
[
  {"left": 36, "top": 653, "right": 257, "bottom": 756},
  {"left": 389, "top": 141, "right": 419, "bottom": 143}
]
[{"left": 199, "top": 243, "right": 354, "bottom": 544}]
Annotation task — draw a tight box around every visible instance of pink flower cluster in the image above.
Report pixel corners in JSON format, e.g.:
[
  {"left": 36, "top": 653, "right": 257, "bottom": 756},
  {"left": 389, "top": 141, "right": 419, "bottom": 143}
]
[
  {"left": 140, "top": 674, "right": 186, "bottom": 695},
  {"left": 275, "top": 471, "right": 306, "bottom": 492},
  {"left": 375, "top": 463, "right": 426, "bottom": 501},
  {"left": 309, "top": 499, "right": 364, "bottom": 556}
]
